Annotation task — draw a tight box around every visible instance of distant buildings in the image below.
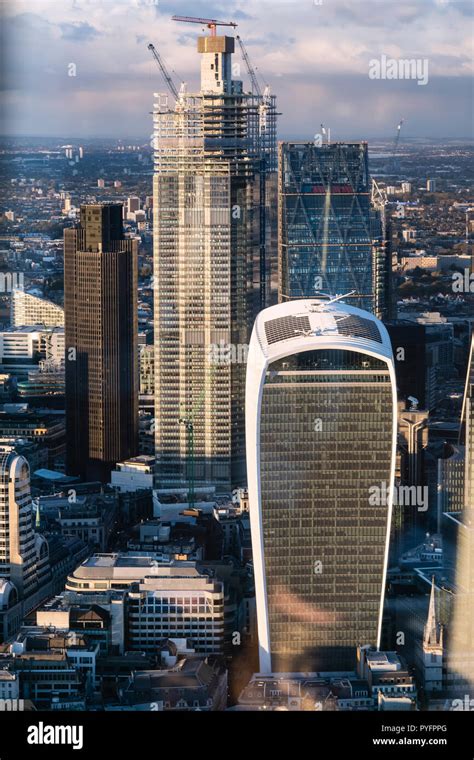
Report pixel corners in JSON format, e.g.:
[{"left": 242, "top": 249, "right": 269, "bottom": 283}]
[
  {"left": 64, "top": 203, "right": 138, "bottom": 481},
  {"left": 278, "top": 141, "right": 391, "bottom": 318},
  {"left": 11, "top": 290, "right": 64, "bottom": 328},
  {"left": 246, "top": 299, "right": 397, "bottom": 673}
]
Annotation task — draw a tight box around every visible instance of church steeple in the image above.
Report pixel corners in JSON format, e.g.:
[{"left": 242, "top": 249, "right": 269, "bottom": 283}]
[{"left": 424, "top": 576, "right": 443, "bottom": 649}]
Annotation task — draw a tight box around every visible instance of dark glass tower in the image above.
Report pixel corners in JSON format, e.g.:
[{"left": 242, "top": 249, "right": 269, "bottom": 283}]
[
  {"left": 278, "top": 142, "right": 390, "bottom": 318},
  {"left": 65, "top": 203, "right": 138, "bottom": 481}
]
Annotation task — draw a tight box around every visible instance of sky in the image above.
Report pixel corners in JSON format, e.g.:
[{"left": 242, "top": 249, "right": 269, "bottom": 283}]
[{"left": 0, "top": 0, "right": 472, "bottom": 140}]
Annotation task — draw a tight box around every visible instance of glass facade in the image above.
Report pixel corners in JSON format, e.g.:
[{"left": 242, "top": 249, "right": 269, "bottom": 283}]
[
  {"left": 259, "top": 349, "right": 393, "bottom": 672},
  {"left": 278, "top": 142, "right": 389, "bottom": 318}
]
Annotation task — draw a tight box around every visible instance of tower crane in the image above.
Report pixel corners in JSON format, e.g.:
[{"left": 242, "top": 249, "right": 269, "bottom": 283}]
[
  {"left": 236, "top": 35, "right": 261, "bottom": 97},
  {"left": 171, "top": 15, "right": 237, "bottom": 37},
  {"left": 147, "top": 42, "right": 179, "bottom": 100},
  {"left": 389, "top": 119, "right": 404, "bottom": 174}
]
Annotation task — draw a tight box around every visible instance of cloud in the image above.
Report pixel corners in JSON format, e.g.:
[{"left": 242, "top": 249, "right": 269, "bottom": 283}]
[
  {"left": 0, "top": 0, "right": 472, "bottom": 138},
  {"left": 60, "top": 22, "right": 102, "bottom": 42}
]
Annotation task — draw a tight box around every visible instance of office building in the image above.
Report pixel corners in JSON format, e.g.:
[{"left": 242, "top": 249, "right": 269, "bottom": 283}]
[
  {"left": 127, "top": 570, "right": 225, "bottom": 655},
  {"left": 446, "top": 334, "right": 474, "bottom": 694},
  {"left": 246, "top": 298, "right": 397, "bottom": 672},
  {"left": 110, "top": 455, "right": 154, "bottom": 492},
  {"left": 0, "top": 408, "right": 65, "bottom": 469},
  {"left": 0, "top": 327, "right": 64, "bottom": 371},
  {"left": 152, "top": 29, "right": 276, "bottom": 489},
  {"left": 11, "top": 290, "right": 64, "bottom": 328},
  {"left": 64, "top": 203, "right": 138, "bottom": 481},
  {"left": 0, "top": 446, "right": 38, "bottom": 598},
  {"left": 278, "top": 142, "right": 391, "bottom": 318}
]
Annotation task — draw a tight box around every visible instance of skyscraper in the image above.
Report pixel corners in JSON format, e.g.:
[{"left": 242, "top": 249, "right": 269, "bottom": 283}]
[
  {"left": 446, "top": 333, "right": 474, "bottom": 694},
  {"left": 246, "top": 298, "right": 397, "bottom": 672},
  {"left": 278, "top": 142, "right": 391, "bottom": 318},
  {"left": 65, "top": 203, "right": 138, "bottom": 481},
  {"left": 152, "top": 31, "right": 276, "bottom": 489},
  {"left": 0, "top": 446, "right": 37, "bottom": 598}
]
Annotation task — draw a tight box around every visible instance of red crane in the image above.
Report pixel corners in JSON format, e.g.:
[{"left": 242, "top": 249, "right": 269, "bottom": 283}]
[{"left": 171, "top": 15, "right": 237, "bottom": 37}]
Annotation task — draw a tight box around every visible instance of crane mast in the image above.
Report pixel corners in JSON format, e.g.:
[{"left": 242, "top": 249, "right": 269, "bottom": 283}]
[
  {"left": 236, "top": 36, "right": 261, "bottom": 97},
  {"left": 147, "top": 42, "right": 179, "bottom": 100}
]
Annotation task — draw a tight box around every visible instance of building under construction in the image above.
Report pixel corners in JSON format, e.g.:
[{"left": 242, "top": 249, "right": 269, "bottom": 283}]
[{"left": 152, "top": 20, "right": 277, "bottom": 490}]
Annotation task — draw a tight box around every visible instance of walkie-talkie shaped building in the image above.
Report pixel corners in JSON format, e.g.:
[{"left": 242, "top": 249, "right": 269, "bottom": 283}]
[{"left": 246, "top": 298, "right": 397, "bottom": 673}]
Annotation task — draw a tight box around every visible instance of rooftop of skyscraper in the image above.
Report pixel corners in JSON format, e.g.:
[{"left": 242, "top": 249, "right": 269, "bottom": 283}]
[{"left": 252, "top": 297, "right": 393, "bottom": 359}]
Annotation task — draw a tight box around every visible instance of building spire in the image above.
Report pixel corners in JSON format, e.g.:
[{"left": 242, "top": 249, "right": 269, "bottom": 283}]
[{"left": 424, "top": 576, "right": 442, "bottom": 648}]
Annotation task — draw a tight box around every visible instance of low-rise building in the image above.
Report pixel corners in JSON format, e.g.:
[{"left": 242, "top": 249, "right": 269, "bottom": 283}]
[{"left": 119, "top": 657, "right": 227, "bottom": 711}]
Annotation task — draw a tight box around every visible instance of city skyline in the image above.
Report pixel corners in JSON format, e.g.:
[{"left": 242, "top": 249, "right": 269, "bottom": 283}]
[
  {"left": 0, "top": 0, "right": 473, "bottom": 732},
  {"left": 1, "top": 0, "right": 473, "bottom": 140}
]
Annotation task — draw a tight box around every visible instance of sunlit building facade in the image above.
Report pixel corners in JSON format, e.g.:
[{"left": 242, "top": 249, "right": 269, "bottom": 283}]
[
  {"left": 246, "top": 298, "right": 397, "bottom": 672},
  {"left": 446, "top": 334, "right": 474, "bottom": 694},
  {"left": 278, "top": 142, "right": 391, "bottom": 319},
  {"left": 152, "top": 32, "right": 277, "bottom": 490}
]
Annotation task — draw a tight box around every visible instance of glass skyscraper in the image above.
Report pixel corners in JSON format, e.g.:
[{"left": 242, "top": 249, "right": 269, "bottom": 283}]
[
  {"left": 278, "top": 142, "right": 391, "bottom": 318},
  {"left": 246, "top": 298, "right": 397, "bottom": 672}
]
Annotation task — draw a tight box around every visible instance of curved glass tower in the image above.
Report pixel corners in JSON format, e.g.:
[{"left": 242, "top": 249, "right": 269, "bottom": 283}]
[{"left": 246, "top": 298, "right": 397, "bottom": 673}]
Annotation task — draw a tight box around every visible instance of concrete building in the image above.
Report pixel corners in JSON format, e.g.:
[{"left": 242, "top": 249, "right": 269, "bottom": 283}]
[
  {"left": 119, "top": 657, "right": 228, "bottom": 711},
  {"left": 246, "top": 298, "right": 397, "bottom": 673},
  {"left": 0, "top": 447, "right": 38, "bottom": 598},
  {"left": 110, "top": 456, "right": 154, "bottom": 492},
  {"left": 11, "top": 290, "right": 64, "bottom": 328},
  {"left": 127, "top": 570, "right": 225, "bottom": 655},
  {"left": 445, "top": 333, "right": 474, "bottom": 695},
  {"left": 0, "top": 326, "right": 64, "bottom": 370},
  {"left": 0, "top": 409, "right": 65, "bottom": 468},
  {"left": 0, "top": 630, "right": 98, "bottom": 706},
  {"left": 152, "top": 28, "right": 277, "bottom": 490},
  {"left": 357, "top": 646, "right": 417, "bottom": 704}
]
